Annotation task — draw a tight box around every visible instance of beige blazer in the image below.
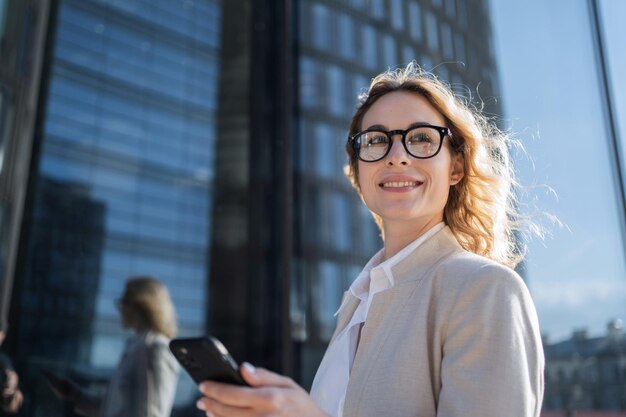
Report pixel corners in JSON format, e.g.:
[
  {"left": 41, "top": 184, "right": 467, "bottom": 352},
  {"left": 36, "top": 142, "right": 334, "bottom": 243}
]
[{"left": 332, "top": 227, "right": 544, "bottom": 417}]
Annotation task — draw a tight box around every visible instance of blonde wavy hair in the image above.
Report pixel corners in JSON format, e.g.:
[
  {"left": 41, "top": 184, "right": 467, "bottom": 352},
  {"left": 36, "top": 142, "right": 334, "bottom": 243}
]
[
  {"left": 346, "top": 62, "right": 524, "bottom": 268},
  {"left": 120, "top": 276, "right": 178, "bottom": 339}
]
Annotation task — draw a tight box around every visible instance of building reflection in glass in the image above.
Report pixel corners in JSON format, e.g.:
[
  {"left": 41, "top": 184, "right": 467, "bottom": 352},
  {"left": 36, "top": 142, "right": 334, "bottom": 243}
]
[
  {"left": 11, "top": 0, "right": 221, "bottom": 412},
  {"left": 543, "top": 320, "right": 626, "bottom": 412}
]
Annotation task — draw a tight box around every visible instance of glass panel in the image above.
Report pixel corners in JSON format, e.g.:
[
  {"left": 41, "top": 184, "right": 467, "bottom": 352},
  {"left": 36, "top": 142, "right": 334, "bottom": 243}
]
[
  {"left": 337, "top": 13, "right": 355, "bottom": 60},
  {"left": 313, "top": 122, "right": 337, "bottom": 178},
  {"left": 362, "top": 24, "right": 378, "bottom": 69},
  {"left": 403, "top": 44, "right": 416, "bottom": 64},
  {"left": 300, "top": 57, "right": 318, "bottom": 109},
  {"left": 426, "top": 11, "right": 438, "bottom": 51},
  {"left": 312, "top": 3, "right": 331, "bottom": 51},
  {"left": 408, "top": 1, "right": 422, "bottom": 41},
  {"left": 491, "top": 0, "right": 626, "bottom": 413},
  {"left": 383, "top": 34, "right": 397, "bottom": 67},
  {"left": 457, "top": 0, "right": 467, "bottom": 28},
  {"left": 445, "top": 0, "right": 456, "bottom": 17},
  {"left": 326, "top": 65, "right": 345, "bottom": 117},
  {"left": 455, "top": 32, "right": 466, "bottom": 64},
  {"left": 390, "top": 0, "right": 404, "bottom": 30},
  {"left": 332, "top": 191, "right": 351, "bottom": 251},
  {"left": 370, "top": 0, "right": 385, "bottom": 19},
  {"left": 441, "top": 23, "right": 453, "bottom": 59}
]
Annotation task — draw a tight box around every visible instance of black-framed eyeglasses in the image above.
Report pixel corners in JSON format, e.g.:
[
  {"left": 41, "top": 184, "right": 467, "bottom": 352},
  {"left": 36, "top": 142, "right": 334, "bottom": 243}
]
[{"left": 349, "top": 124, "right": 452, "bottom": 162}]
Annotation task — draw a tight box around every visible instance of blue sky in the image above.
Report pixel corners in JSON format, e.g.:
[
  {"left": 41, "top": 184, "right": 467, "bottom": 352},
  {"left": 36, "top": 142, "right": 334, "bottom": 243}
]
[{"left": 490, "top": 0, "right": 626, "bottom": 342}]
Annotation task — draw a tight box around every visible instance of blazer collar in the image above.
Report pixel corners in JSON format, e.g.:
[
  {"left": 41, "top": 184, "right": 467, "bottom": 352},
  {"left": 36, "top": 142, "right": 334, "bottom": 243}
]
[
  {"left": 330, "top": 227, "right": 462, "bottom": 349},
  {"left": 389, "top": 225, "right": 463, "bottom": 285}
]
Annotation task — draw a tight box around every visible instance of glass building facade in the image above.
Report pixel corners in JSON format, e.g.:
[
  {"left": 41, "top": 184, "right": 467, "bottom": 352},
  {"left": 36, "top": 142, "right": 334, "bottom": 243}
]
[
  {"left": 29, "top": 0, "right": 220, "bottom": 346},
  {"left": 4, "top": 0, "right": 221, "bottom": 413},
  {"left": 0, "top": 0, "right": 625, "bottom": 415}
]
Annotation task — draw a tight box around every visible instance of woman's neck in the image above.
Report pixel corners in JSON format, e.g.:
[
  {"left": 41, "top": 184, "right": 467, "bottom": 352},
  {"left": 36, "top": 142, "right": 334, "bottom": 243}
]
[{"left": 382, "top": 217, "right": 443, "bottom": 261}]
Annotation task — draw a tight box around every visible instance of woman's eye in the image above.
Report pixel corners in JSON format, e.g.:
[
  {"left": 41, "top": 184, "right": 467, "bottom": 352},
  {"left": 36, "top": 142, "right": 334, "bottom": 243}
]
[
  {"left": 408, "top": 133, "right": 434, "bottom": 144},
  {"left": 365, "top": 135, "right": 388, "bottom": 146}
]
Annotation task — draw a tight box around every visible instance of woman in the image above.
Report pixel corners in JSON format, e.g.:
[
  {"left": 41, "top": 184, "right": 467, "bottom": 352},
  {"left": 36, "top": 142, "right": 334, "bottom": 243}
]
[
  {"left": 52, "top": 276, "right": 179, "bottom": 417},
  {"left": 196, "top": 63, "right": 544, "bottom": 417}
]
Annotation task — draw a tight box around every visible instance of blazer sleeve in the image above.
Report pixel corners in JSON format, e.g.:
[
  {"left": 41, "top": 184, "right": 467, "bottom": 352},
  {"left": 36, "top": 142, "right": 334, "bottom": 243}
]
[
  {"left": 144, "top": 341, "right": 179, "bottom": 417},
  {"left": 127, "top": 345, "right": 149, "bottom": 417},
  {"left": 437, "top": 263, "right": 544, "bottom": 417}
]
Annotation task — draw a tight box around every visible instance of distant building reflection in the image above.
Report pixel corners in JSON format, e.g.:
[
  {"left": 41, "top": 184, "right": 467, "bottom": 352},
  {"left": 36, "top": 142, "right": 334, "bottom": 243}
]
[
  {"left": 544, "top": 319, "right": 626, "bottom": 413},
  {"left": 17, "top": 178, "right": 105, "bottom": 365}
]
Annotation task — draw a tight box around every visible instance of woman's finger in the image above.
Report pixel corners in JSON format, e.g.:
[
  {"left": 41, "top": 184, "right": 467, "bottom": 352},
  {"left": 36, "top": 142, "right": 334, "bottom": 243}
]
[
  {"left": 197, "top": 396, "right": 254, "bottom": 417},
  {"left": 200, "top": 382, "right": 299, "bottom": 411},
  {"left": 199, "top": 381, "right": 269, "bottom": 408},
  {"left": 240, "top": 363, "right": 295, "bottom": 388},
  {"left": 199, "top": 381, "right": 300, "bottom": 413}
]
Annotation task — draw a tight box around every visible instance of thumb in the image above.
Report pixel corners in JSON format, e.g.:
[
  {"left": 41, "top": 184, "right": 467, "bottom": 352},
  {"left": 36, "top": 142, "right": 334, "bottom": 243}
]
[{"left": 240, "top": 362, "right": 294, "bottom": 388}]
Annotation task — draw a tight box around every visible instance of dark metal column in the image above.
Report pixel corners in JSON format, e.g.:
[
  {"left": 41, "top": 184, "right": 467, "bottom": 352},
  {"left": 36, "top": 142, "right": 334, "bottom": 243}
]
[
  {"left": 0, "top": 0, "right": 52, "bottom": 335},
  {"left": 209, "top": 0, "right": 294, "bottom": 374},
  {"left": 248, "top": 0, "right": 295, "bottom": 375}
]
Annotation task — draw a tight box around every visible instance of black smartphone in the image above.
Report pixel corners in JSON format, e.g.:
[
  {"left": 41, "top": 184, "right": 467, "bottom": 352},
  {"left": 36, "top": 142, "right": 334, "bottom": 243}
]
[{"left": 169, "top": 336, "right": 248, "bottom": 386}]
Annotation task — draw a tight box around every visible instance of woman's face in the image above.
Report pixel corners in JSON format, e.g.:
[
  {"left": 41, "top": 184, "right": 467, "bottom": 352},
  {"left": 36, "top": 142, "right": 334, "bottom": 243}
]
[{"left": 357, "top": 91, "right": 464, "bottom": 232}]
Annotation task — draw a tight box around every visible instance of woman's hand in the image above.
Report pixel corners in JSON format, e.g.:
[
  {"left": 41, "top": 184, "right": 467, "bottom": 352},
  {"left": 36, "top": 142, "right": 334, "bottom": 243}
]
[
  {"left": 1, "top": 370, "right": 23, "bottom": 413},
  {"left": 197, "top": 362, "right": 330, "bottom": 417},
  {"left": 2, "top": 369, "right": 19, "bottom": 395}
]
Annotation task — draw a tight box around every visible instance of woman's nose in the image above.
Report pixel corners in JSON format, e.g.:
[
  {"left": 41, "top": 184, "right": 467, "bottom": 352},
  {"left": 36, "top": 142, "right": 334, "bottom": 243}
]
[{"left": 386, "top": 135, "right": 410, "bottom": 166}]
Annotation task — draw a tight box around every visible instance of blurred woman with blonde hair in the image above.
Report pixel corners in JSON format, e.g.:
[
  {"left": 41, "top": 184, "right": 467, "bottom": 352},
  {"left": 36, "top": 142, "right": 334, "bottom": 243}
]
[
  {"left": 51, "top": 276, "right": 179, "bottom": 417},
  {"left": 195, "top": 62, "right": 544, "bottom": 417}
]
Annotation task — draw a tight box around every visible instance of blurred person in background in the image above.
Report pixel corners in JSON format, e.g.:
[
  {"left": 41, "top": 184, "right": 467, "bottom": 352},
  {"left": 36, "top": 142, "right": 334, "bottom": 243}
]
[
  {"left": 195, "top": 62, "right": 544, "bottom": 417},
  {"left": 0, "top": 319, "right": 23, "bottom": 415},
  {"left": 48, "top": 276, "right": 179, "bottom": 417}
]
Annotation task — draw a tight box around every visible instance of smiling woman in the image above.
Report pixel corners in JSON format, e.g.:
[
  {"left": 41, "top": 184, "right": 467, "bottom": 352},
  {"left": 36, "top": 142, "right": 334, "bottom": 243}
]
[{"left": 195, "top": 62, "right": 544, "bottom": 417}]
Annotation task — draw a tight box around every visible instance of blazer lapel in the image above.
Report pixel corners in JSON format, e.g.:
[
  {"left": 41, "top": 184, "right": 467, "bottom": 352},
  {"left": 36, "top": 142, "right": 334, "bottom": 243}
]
[
  {"left": 343, "top": 275, "right": 422, "bottom": 415},
  {"left": 329, "top": 291, "right": 360, "bottom": 344},
  {"left": 343, "top": 226, "right": 463, "bottom": 416}
]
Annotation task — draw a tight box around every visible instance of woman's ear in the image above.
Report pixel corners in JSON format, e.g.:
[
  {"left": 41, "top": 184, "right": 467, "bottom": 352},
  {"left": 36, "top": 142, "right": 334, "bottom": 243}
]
[{"left": 449, "top": 153, "right": 465, "bottom": 185}]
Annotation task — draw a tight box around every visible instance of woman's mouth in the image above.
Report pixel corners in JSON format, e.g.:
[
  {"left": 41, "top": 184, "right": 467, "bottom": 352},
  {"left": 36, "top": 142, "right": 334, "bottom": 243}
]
[{"left": 379, "top": 181, "right": 423, "bottom": 188}]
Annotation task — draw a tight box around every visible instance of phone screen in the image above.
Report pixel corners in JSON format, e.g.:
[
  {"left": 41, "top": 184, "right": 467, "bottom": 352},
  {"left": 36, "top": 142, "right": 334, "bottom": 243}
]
[{"left": 169, "top": 336, "right": 248, "bottom": 386}]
